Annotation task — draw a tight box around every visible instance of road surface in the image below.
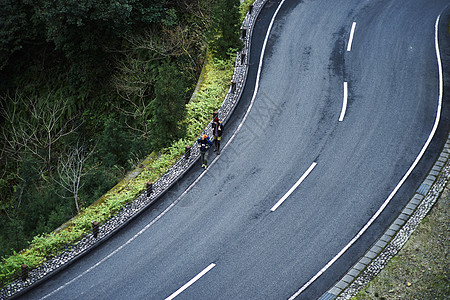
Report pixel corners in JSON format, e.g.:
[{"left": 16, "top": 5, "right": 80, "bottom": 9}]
[{"left": 22, "top": 0, "right": 449, "bottom": 299}]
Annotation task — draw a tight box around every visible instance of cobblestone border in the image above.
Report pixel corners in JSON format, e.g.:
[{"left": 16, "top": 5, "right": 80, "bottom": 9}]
[{"left": 0, "top": 1, "right": 269, "bottom": 299}]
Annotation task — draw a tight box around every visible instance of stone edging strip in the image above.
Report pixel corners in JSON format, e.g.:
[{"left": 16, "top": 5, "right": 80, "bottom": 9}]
[{"left": 0, "top": 1, "right": 269, "bottom": 298}]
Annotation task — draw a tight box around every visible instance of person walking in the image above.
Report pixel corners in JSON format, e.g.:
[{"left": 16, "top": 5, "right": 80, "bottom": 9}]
[
  {"left": 212, "top": 117, "right": 224, "bottom": 154},
  {"left": 197, "top": 134, "right": 213, "bottom": 168}
]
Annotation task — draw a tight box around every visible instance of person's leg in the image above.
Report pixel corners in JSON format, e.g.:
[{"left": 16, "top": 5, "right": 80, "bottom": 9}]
[
  {"left": 213, "top": 137, "right": 218, "bottom": 151},
  {"left": 204, "top": 151, "right": 209, "bottom": 167},
  {"left": 217, "top": 137, "right": 221, "bottom": 154},
  {"left": 200, "top": 152, "right": 205, "bottom": 167}
]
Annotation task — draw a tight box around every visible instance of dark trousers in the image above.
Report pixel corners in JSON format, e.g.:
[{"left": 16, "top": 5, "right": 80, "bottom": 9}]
[{"left": 200, "top": 151, "right": 208, "bottom": 165}]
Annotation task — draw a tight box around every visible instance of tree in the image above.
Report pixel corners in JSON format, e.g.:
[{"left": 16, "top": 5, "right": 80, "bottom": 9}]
[
  {"left": 98, "top": 118, "right": 131, "bottom": 170},
  {"left": 112, "top": 23, "right": 202, "bottom": 139},
  {"left": 55, "top": 142, "right": 92, "bottom": 213},
  {"left": 38, "top": 0, "right": 166, "bottom": 61},
  {"left": 150, "top": 61, "right": 188, "bottom": 149},
  {"left": 0, "top": 0, "right": 44, "bottom": 70},
  {"left": 207, "top": 0, "right": 242, "bottom": 60},
  {"left": 0, "top": 92, "right": 78, "bottom": 175},
  {"left": 112, "top": 51, "right": 157, "bottom": 139}
]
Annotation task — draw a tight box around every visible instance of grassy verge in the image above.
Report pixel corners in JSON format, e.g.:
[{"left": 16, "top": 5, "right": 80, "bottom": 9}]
[{"left": 352, "top": 180, "right": 450, "bottom": 299}]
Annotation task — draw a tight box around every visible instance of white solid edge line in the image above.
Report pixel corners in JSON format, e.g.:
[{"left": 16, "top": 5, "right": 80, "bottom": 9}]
[
  {"left": 347, "top": 22, "right": 357, "bottom": 52},
  {"left": 218, "top": 0, "right": 287, "bottom": 155},
  {"left": 165, "top": 263, "right": 216, "bottom": 300},
  {"left": 42, "top": 1, "right": 288, "bottom": 298},
  {"left": 288, "top": 14, "right": 443, "bottom": 300},
  {"left": 339, "top": 82, "right": 348, "bottom": 122},
  {"left": 271, "top": 162, "right": 317, "bottom": 212}
]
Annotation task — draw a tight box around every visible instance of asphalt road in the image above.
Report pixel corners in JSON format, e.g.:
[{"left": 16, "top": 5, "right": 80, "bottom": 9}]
[{"left": 22, "top": 0, "right": 450, "bottom": 299}]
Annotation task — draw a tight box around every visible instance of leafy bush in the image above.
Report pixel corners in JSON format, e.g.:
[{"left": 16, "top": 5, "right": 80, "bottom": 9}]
[{"left": 207, "top": 0, "right": 243, "bottom": 59}]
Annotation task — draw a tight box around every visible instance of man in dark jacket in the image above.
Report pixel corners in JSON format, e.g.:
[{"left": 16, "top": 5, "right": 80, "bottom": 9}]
[
  {"left": 212, "top": 117, "right": 223, "bottom": 154},
  {"left": 197, "top": 134, "right": 213, "bottom": 168}
]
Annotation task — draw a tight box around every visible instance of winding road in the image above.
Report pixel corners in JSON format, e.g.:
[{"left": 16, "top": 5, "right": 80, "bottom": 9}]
[{"left": 22, "top": 0, "right": 449, "bottom": 299}]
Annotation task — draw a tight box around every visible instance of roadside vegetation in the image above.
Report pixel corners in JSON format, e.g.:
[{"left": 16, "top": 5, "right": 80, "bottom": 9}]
[{"left": 0, "top": 0, "right": 252, "bottom": 284}]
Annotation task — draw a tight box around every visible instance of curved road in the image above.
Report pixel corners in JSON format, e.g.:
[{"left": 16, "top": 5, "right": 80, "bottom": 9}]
[{"left": 23, "top": 0, "right": 449, "bottom": 299}]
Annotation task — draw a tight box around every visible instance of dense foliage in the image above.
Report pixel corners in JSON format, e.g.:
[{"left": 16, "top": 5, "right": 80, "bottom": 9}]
[
  {"left": 0, "top": 0, "right": 243, "bottom": 261},
  {"left": 207, "top": 0, "right": 243, "bottom": 59}
]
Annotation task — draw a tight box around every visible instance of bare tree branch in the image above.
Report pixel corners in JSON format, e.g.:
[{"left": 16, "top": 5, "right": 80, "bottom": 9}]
[
  {"left": 111, "top": 53, "right": 154, "bottom": 139},
  {"left": 0, "top": 91, "right": 79, "bottom": 176},
  {"left": 55, "top": 142, "right": 93, "bottom": 213},
  {"left": 128, "top": 25, "right": 197, "bottom": 65}
]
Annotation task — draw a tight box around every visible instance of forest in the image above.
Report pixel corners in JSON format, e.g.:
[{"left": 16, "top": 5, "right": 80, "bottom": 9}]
[{"left": 0, "top": 0, "right": 243, "bottom": 261}]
